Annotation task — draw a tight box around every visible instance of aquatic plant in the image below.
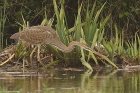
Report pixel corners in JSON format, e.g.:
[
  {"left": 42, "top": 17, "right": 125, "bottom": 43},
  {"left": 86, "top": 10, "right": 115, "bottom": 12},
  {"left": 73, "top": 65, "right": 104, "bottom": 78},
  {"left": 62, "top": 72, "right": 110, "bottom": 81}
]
[
  {"left": 52, "top": 0, "right": 118, "bottom": 70},
  {"left": 0, "top": 0, "right": 140, "bottom": 71},
  {"left": 126, "top": 33, "right": 140, "bottom": 59},
  {"left": 0, "top": 0, "right": 117, "bottom": 70},
  {"left": 0, "top": 0, "right": 7, "bottom": 49}
]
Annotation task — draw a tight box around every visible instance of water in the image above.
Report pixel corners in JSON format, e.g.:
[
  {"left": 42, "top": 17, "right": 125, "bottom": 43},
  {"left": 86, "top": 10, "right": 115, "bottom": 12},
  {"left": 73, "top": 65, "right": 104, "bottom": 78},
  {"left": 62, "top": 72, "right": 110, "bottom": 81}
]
[{"left": 0, "top": 69, "right": 140, "bottom": 93}]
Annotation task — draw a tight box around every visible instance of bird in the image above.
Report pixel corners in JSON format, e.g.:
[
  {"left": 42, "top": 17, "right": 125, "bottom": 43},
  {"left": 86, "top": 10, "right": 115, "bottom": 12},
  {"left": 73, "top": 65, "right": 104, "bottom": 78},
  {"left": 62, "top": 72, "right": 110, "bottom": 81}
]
[{"left": 10, "top": 25, "right": 93, "bottom": 66}]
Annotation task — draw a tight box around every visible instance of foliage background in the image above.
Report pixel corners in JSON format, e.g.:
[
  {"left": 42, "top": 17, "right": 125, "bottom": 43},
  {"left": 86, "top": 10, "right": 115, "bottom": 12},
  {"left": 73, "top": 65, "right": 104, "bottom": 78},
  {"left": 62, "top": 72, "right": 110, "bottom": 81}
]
[{"left": 0, "top": 0, "right": 140, "bottom": 48}]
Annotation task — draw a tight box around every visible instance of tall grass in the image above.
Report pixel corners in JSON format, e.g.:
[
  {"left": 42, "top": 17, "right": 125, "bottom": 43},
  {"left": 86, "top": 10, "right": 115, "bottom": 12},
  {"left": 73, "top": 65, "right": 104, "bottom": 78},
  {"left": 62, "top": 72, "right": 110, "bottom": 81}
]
[
  {"left": 0, "top": 0, "right": 7, "bottom": 49},
  {"left": 52, "top": 0, "right": 118, "bottom": 70},
  {"left": 103, "top": 24, "right": 124, "bottom": 61},
  {"left": 102, "top": 24, "right": 140, "bottom": 65},
  {"left": 7, "top": 0, "right": 140, "bottom": 70},
  {"left": 126, "top": 33, "right": 140, "bottom": 59},
  {"left": 8, "top": 0, "right": 120, "bottom": 70},
  {"left": 13, "top": 0, "right": 140, "bottom": 70}
]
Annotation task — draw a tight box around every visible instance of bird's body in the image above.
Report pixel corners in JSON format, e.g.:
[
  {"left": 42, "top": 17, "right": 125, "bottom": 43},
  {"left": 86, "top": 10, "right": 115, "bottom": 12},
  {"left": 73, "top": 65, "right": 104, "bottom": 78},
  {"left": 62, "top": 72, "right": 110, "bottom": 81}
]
[
  {"left": 10, "top": 25, "right": 93, "bottom": 53},
  {"left": 10, "top": 26, "right": 77, "bottom": 52},
  {"left": 10, "top": 26, "right": 93, "bottom": 66},
  {"left": 10, "top": 26, "right": 57, "bottom": 45}
]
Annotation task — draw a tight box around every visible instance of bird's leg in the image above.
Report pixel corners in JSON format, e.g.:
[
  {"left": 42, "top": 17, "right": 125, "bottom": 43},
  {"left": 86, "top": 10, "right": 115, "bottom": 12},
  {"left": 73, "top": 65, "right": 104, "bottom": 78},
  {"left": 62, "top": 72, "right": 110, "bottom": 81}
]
[
  {"left": 37, "top": 45, "right": 41, "bottom": 62},
  {"left": 30, "top": 46, "right": 37, "bottom": 68},
  {"left": 37, "top": 45, "right": 45, "bottom": 67}
]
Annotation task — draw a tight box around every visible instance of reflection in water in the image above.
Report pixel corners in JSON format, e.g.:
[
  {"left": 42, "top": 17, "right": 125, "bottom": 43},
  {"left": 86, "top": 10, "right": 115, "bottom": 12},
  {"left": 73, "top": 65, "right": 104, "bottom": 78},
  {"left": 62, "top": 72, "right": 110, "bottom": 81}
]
[{"left": 0, "top": 69, "right": 140, "bottom": 93}]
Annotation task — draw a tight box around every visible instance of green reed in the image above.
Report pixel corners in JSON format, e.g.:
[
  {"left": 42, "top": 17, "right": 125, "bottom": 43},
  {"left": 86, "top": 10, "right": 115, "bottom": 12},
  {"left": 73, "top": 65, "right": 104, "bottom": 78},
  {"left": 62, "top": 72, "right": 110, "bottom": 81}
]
[
  {"left": 52, "top": 0, "right": 118, "bottom": 70},
  {"left": 0, "top": 0, "right": 7, "bottom": 49},
  {"left": 126, "top": 33, "right": 140, "bottom": 59},
  {"left": 102, "top": 24, "right": 124, "bottom": 62},
  {"left": 13, "top": 0, "right": 119, "bottom": 69},
  {"left": 11, "top": 0, "right": 140, "bottom": 70}
]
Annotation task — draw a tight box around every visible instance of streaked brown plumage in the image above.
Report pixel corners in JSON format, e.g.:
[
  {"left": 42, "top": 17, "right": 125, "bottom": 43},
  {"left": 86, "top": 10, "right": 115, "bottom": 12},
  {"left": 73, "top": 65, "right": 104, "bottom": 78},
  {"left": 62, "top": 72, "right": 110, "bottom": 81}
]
[{"left": 10, "top": 26, "right": 93, "bottom": 65}]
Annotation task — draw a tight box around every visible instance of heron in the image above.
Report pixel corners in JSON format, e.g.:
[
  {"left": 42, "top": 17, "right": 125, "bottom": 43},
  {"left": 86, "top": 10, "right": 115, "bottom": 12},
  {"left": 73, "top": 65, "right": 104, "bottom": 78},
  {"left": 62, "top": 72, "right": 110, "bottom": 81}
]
[{"left": 10, "top": 26, "right": 93, "bottom": 66}]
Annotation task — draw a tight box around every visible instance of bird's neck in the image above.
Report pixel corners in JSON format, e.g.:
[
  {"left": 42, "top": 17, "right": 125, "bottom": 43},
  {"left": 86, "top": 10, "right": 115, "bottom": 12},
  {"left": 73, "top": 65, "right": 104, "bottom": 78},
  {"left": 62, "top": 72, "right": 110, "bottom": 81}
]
[
  {"left": 50, "top": 40, "right": 75, "bottom": 53},
  {"left": 50, "top": 40, "right": 92, "bottom": 53}
]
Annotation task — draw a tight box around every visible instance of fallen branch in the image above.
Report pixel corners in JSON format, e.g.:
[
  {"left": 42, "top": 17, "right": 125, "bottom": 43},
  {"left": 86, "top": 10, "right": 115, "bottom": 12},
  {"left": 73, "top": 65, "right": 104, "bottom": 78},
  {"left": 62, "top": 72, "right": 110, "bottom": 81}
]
[{"left": 0, "top": 54, "right": 15, "bottom": 66}]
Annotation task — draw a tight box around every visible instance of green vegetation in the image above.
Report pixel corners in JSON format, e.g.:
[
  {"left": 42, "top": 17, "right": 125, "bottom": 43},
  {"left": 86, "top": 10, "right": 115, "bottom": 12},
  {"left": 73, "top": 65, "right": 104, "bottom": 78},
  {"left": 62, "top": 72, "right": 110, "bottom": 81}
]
[
  {"left": 0, "top": 0, "right": 7, "bottom": 49},
  {"left": 0, "top": 0, "right": 140, "bottom": 70}
]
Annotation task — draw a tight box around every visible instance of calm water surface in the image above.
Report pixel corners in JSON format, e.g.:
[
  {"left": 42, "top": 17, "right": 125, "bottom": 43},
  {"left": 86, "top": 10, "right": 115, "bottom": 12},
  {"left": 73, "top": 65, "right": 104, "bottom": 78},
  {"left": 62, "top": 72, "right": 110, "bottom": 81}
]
[{"left": 0, "top": 69, "right": 140, "bottom": 93}]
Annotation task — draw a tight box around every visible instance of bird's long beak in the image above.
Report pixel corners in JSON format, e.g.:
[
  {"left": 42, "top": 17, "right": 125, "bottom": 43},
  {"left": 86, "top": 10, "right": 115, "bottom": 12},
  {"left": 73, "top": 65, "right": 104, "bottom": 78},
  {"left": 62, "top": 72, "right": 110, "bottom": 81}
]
[{"left": 80, "top": 43, "right": 94, "bottom": 52}]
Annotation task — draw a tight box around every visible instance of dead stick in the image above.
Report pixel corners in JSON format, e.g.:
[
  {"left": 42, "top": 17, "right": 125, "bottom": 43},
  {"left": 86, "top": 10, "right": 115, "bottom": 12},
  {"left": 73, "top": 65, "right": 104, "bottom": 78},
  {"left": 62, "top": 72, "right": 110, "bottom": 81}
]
[{"left": 0, "top": 54, "right": 15, "bottom": 66}]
